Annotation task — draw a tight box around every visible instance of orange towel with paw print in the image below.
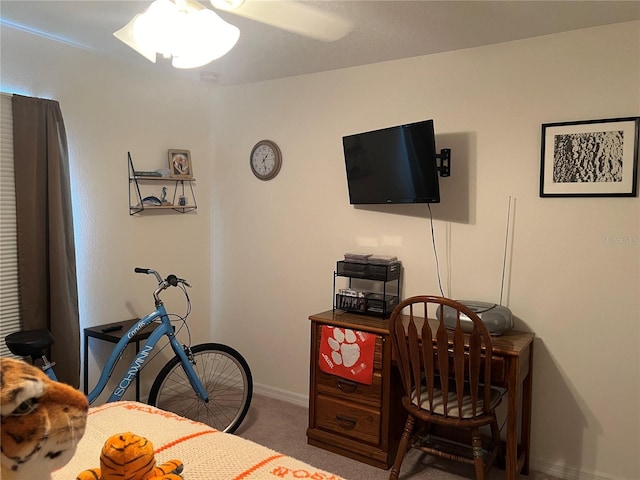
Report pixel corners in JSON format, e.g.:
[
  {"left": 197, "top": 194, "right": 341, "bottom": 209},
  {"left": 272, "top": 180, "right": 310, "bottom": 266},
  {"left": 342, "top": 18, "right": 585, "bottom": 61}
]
[{"left": 319, "top": 326, "right": 376, "bottom": 385}]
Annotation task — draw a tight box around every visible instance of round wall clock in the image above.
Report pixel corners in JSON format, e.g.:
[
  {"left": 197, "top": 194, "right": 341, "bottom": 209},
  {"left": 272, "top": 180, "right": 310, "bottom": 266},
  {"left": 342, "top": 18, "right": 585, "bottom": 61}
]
[{"left": 250, "top": 140, "right": 282, "bottom": 180}]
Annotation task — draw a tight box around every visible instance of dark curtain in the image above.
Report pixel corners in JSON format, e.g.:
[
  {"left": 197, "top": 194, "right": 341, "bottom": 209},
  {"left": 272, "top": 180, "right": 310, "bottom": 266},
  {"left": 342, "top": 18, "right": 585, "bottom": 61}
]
[{"left": 12, "top": 95, "right": 80, "bottom": 387}]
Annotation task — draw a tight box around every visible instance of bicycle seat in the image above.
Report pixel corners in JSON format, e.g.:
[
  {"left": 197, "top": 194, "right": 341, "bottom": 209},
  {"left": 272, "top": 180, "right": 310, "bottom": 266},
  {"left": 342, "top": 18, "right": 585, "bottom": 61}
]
[{"left": 5, "top": 328, "right": 55, "bottom": 359}]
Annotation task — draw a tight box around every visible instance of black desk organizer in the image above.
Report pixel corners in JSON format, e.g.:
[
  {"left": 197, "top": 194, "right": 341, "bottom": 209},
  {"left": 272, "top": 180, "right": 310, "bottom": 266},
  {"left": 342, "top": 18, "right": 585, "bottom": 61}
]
[{"left": 333, "top": 260, "right": 402, "bottom": 318}]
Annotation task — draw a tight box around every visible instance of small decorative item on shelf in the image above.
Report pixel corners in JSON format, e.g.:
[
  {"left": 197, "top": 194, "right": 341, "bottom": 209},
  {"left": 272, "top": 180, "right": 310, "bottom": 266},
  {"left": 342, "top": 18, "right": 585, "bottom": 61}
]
[
  {"left": 168, "top": 149, "right": 193, "bottom": 179},
  {"left": 160, "top": 187, "right": 172, "bottom": 206},
  {"left": 142, "top": 196, "right": 162, "bottom": 206},
  {"left": 134, "top": 170, "right": 162, "bottom": 177}
]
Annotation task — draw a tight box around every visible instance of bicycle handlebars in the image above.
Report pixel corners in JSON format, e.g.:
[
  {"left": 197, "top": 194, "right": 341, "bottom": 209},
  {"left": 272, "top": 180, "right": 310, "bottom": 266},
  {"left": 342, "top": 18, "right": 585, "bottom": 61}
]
[
  {"left": 134, "top": 267, "right": 191, "bottom": 305},
  {"left": 134, "top": 267, "right": 162, "bottom": 283}
]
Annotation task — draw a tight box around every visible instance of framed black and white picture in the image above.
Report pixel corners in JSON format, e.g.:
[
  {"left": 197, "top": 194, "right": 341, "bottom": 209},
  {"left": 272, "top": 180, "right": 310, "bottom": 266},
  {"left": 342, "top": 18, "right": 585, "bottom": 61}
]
[{"left": 540, "top": 117, "right": 639, "bottom": 197}]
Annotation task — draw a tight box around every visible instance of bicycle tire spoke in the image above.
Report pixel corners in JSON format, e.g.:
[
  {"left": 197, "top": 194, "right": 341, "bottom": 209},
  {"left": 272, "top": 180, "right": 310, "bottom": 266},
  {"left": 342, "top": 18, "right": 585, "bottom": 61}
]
[{"left": 149, "top": 345, "right": 252, "bottom": 433}]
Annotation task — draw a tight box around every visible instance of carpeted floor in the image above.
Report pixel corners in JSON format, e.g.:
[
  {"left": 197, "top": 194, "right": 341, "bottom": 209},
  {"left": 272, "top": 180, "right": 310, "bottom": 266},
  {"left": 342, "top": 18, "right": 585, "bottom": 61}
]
[{"left": 236, "top": 394, "right": 562, "bottom": 480}]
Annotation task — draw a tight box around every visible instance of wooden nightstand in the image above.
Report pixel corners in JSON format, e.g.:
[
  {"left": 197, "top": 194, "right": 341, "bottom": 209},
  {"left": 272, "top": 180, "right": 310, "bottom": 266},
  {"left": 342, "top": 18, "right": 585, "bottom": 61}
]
[{"left": 306, "top": 310, "right": 404, "bottom": 469}]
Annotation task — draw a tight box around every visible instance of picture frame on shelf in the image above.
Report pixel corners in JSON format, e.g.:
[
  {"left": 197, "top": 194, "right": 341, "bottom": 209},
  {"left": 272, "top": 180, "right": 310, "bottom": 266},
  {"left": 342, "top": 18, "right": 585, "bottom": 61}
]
[
  {"left": 540, "top": 117, "right": 639, "bottom": 197},
  {"left": 169, "top": 149, "right": 193, "bottom": 179}
]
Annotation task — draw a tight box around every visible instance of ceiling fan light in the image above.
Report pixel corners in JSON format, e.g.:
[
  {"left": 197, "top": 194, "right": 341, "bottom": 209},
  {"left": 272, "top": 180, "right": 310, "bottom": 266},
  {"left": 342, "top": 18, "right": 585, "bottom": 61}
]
[
  {"left": 133, "top": 0, "right": 178, "bottom": 58},
  {"left": 113, "top": 14, "right": 157, "bottom": 63},
  {"left": 171, "top": 9, "right": 240, "bottom": 69},
  {"left": 114, "top": 0, "right": 178, "bottom": 62},
  {"left": 114, "top": 0, "right": 239, "bottom": 69}
]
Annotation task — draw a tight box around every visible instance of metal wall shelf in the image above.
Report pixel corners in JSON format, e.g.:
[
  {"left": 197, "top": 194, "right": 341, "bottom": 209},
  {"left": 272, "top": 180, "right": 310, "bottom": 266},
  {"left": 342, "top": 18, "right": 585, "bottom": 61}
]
[{"left": 128, "top": 152, "right": 197, "bottom": 215}]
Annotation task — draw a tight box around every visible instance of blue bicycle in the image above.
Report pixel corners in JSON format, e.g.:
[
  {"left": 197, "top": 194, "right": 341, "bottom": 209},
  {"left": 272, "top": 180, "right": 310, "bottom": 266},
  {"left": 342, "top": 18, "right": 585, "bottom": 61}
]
[{"left": 5, "top": 267, "right": 253, "bottom": 434}]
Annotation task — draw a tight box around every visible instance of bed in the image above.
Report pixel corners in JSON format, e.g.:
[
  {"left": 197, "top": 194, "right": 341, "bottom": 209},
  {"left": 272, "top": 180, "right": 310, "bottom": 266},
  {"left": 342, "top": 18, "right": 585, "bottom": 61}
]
[{"left": 53, "top": 401, "right": 344, "bottom": 480}]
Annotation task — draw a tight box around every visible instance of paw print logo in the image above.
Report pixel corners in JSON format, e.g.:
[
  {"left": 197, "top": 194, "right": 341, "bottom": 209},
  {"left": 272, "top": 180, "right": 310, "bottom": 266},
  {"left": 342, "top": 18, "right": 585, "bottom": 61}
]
[{"left": 326, "top": 328, "right": 361, "bottom": 368}]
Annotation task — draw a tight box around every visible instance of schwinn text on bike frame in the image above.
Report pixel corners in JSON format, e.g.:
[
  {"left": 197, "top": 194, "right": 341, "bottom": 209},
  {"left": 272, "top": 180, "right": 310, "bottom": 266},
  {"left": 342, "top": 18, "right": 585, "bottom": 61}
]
[{"left": 113, "top": 344, "right": 153, "bottom": 397}]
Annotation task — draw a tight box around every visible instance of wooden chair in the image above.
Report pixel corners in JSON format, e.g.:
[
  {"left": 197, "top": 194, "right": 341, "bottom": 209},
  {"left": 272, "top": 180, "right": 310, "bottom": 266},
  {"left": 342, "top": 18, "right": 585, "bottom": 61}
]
[{"left": 388, "top": 296, "right": 503, "bottom": 480}]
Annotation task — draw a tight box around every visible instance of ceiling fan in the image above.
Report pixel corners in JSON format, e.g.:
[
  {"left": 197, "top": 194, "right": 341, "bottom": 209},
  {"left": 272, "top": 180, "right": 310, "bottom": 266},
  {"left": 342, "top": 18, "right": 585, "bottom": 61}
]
[
  {"left": 210, "top": 0, "right": 352, "bottom": 42},
  {"left": 113, "top": 0, "right": 351, "bottom": 68}
]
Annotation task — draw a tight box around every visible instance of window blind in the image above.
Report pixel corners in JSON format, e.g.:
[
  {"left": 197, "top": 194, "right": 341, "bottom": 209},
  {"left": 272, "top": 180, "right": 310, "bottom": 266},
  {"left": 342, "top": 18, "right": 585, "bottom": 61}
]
[{"left": 0, "top": 94, "right": 21, "bottom": 358}]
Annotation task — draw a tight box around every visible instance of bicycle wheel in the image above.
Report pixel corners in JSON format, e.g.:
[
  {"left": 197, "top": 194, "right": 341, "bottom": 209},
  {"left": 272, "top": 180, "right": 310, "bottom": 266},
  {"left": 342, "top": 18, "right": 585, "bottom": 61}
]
[{"left": 148, "top": 343, "right": 253, "bottom": 433}]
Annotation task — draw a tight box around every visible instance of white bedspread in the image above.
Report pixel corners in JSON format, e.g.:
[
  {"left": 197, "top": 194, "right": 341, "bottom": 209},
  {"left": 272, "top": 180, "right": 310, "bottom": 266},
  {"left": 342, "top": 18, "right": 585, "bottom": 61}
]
[{"left": 53, "top": 401, "right": 343, "bottom": 480}]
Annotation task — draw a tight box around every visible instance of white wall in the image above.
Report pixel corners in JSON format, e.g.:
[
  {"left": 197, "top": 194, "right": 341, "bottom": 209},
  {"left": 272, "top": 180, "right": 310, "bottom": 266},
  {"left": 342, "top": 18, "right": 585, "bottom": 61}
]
[
  {"left": 2, "top": 18, "right": 638, "bottom": 480},
  {"left": 211, "top": 22, "right": 639, "bottom": 480}
]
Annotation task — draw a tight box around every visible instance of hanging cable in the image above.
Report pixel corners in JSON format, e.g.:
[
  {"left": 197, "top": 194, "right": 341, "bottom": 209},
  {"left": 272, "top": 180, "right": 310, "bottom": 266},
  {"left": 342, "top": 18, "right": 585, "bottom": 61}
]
[
  {"left": 500, "top": 196, "right": 512, "bottom": 305},
  {"left": 428, "top": 204, "right": 445, "bottom": 297}
]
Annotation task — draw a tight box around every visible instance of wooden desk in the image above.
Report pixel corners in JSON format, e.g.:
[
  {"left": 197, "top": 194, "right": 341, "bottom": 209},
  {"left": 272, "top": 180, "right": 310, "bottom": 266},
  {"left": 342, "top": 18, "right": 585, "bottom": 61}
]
[{"left": 307, "top": 310, "right": 534, "bottom": 479}]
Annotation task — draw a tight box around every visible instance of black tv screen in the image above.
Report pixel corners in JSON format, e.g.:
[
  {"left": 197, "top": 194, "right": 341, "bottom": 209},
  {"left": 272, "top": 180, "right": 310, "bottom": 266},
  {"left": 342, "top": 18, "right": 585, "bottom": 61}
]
[{"left": 343, "top": 119, "right": 440, "bottom": 204}]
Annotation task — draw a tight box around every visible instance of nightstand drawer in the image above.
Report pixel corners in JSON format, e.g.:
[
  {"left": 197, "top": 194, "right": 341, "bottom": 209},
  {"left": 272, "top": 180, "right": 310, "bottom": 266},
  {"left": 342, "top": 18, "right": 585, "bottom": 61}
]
[
  {"left": 316, "top": 369, "right": 382, "bottom": 407},
  {"left": 315, "top": 394, "right": 380, "bottom": 445}
]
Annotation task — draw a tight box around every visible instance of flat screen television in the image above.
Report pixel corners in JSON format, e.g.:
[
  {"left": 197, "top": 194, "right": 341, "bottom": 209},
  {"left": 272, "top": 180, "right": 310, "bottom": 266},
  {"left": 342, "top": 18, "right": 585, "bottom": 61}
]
[{"left": 343, "top": 119, "right": 441, "bottom": 204}]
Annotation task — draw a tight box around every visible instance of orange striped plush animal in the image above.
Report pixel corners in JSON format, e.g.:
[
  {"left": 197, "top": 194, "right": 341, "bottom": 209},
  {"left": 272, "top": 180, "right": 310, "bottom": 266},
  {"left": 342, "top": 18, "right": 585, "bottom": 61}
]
[
  {"left": 0, "top": 357, "right": 88, "bottom": 480},
  {"left": 75, "top": 432, "right": 183, "bottom": 480}
]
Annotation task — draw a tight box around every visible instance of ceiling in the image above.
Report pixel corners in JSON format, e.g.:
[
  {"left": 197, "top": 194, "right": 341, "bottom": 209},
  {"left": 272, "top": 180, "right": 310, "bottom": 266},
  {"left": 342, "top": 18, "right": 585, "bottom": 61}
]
[{"left": 1, "top": 1, "right": 639, "bottom": 86}]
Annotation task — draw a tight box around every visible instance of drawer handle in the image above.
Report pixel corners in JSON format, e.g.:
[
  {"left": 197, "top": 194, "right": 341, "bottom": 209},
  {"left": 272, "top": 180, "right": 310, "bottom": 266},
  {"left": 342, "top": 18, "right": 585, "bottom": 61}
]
[
  {"left": 336, "top": 378, "right": 358, "bottom": 392},
  {"left": 335, "top": 414, "right": 357, "bottom": 429}
]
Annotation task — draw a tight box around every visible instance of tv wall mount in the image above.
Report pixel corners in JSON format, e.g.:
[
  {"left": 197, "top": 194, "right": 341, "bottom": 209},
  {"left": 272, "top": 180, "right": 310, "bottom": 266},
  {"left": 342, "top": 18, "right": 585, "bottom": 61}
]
[{"left": 436, "top": 148, "right": 451, "bottom": 177}]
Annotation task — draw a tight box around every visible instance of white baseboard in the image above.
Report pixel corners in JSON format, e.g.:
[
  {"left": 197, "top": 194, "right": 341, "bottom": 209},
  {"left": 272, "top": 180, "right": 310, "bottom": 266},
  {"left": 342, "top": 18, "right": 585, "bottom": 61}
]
[
  {"left": 253, "top": 382, "right": 308, "bottom": 408},
  {"left": 525, "top": 457, "right": 621, "bottom": 480}
]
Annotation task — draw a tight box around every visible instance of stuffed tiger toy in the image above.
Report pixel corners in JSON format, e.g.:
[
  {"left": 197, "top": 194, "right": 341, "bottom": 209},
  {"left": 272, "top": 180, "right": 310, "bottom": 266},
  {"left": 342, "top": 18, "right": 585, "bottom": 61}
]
[
  {"left": 0, "top": 357, "right": 89, "bottom": 480},
  {"left": 75, "top": 432, "right": 183, "bottom": 480}
]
